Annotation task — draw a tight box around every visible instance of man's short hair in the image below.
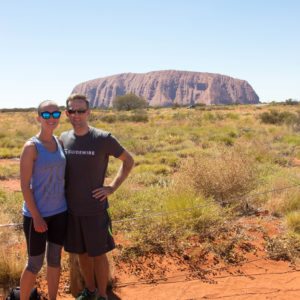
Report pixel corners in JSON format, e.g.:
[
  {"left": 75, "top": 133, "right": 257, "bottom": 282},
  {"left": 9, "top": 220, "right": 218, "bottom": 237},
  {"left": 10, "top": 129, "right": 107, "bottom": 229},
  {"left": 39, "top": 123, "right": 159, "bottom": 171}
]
[{"left": 66, "top": 94, "right": 90, "bottom": 109}]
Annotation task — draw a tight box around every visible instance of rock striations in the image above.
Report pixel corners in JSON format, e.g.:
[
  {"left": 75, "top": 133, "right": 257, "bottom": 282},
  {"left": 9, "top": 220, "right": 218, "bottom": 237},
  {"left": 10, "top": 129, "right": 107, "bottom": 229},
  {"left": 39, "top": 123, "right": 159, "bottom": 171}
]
[{"left": 72, "top": 70, "right": 259, "bottom": 107}]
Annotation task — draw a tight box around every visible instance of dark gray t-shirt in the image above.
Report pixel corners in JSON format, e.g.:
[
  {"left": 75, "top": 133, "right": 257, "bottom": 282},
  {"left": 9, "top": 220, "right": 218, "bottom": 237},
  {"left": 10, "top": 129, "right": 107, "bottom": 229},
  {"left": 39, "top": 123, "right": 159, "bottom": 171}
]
[{"left": 60, "top": 127, "right": 124, "bottom": 216}]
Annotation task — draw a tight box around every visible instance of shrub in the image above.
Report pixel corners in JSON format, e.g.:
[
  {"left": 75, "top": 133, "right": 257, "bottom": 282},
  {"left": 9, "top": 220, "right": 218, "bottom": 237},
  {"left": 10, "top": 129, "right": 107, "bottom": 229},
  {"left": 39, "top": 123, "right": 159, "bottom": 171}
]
[
  {"left": 284, "top": 98, "right": 299, "bottom": 105},
  {"left": 0, "top": 242, "right": 26, "bottom": 285},
  {"left": 0, "top": 189, "right": 25, "bottom": 284},
  {"left": 129, "top": 110, "right": 149, "bottom": 122},
  {"left": 118, "top": 110, "right": 148, "bottom": 122},
  {"left": 100, "top": 114, "right": 117, "bottom": 123},
  {"left": 112, "top": 93, "right": 148, "bottom": 111},
  {"left": 266, "top": 235, "right": 300, "bottom": 261},
  {"left": 113, "top": 188, "right": 225, "bottom": 257},
  {"left": 286, "top": 211, "right": 300, "bottom": 235},
  {"left": 177, "top": 146, "right": 259, "bottom": 206},
  {"left": 259, "top": 109, "right": 298, "bottom": 125},
  {"left": 265, "top": 184, "right": 300, "bottom": 217}
]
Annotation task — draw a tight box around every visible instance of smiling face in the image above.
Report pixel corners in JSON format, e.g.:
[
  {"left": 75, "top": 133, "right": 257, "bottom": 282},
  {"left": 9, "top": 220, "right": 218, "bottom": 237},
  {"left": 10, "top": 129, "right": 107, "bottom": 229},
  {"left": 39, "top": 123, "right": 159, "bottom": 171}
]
[
  {"left": 66, "top": 99, "right": 90, "bottom": 132},
  {"left": 37, "top": 103, "right": 61, "bottom": 132}
]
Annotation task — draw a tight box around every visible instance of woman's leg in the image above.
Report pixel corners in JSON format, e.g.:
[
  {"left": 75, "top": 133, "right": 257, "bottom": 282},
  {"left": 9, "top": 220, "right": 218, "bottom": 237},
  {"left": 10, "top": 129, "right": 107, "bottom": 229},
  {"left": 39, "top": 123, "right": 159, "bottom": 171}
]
[
  {"left": 47, "top": 265, "right": 61, "bottom": 300},
  {"left": 20, "top": 253, "right": 44, "bottom": 300},
  {"left": 20, "top": 269, "right": 37, "bottom": 300},
  {"left": 46, "top": 242, "right": 63, "bottom": 300},
  {"left": 21, "top": 216, "right": 46, "bottom": 299}
]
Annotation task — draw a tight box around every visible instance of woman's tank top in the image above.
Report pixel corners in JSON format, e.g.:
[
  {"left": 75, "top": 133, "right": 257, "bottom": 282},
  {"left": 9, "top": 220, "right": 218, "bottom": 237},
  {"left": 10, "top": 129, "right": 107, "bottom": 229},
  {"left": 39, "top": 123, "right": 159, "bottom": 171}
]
[{"left": 22, "top": 136, "right": 67, "bottom": 217}]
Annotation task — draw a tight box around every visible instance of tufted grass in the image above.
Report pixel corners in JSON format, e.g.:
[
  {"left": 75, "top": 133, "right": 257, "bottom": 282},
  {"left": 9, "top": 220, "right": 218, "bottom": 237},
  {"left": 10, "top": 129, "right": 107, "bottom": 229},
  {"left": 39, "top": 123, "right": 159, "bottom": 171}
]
[{"left": 2, "top": 104, "right": 300, "bottom": 281}]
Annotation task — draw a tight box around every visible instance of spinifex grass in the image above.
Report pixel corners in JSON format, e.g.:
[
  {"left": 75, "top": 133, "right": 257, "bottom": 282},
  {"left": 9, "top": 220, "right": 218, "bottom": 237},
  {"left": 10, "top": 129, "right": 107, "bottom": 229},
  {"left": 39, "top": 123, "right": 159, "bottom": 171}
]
[
  {"left": 0, "top": 188, "right": 24, "bottom": 284},
  {"left": 0, "top": 161, "right": 19, "bottom": 180},
  {"left": 0, "top": 229, "right": 26, "bottom": 285},
  {"left": 1, "top": 104, "right": 300, "bottom": 282}
]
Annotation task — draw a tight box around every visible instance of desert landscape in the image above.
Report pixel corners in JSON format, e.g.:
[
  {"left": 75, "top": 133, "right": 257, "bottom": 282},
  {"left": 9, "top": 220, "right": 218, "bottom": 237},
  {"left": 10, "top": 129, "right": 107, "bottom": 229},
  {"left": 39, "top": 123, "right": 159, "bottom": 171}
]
[
  {"left": 2, "top": 0, "right": 300, "bottom": 298},
  {"left": 1, "top": 104, "right": 300, "bottom": 299}
]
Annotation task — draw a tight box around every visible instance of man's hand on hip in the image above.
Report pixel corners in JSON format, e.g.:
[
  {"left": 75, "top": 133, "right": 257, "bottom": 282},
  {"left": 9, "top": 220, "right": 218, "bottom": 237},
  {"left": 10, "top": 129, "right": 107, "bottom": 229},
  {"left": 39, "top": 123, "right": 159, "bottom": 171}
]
[{"left": 92, "top": 186, "right": 115, "bottom": 201}]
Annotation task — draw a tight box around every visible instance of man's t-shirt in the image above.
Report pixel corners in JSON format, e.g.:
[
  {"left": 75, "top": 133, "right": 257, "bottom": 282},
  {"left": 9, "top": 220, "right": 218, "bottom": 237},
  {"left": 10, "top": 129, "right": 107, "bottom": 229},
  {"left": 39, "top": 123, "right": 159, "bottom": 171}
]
[{"left": 60, "top": 127, "right": 124, "bottom": 216}]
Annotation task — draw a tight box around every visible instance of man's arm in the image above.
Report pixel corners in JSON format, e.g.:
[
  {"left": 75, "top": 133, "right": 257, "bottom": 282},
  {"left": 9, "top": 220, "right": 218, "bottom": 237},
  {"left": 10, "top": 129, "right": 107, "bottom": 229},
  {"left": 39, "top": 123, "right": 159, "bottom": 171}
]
[{"left": 92, "top": 150, "right": 134, "bottom": 201}]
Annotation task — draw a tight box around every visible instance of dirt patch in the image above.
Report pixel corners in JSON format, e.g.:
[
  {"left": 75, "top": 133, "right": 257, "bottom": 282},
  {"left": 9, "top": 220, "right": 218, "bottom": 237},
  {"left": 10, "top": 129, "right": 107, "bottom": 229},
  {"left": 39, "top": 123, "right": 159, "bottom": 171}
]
[
  {"left": 0, "top": 158, "right": 20, "bottom": 192},
  {"left": 112, "top": 215, "right": 300, "bottom": 299},
  {"left": 0, "top": 179, "right": 20, "bottom": 192},
  {"left": 0, "top": 158, "right": 20, "bottom": 166},
  {"left": 33, "top": 214, "right": 300, "bottom": 300},
  {"left": 291, "top": 158, "right": 300, "bottom": 166},
  {"left": 114, "top": 261, "right": 300, "bottom": 300}
]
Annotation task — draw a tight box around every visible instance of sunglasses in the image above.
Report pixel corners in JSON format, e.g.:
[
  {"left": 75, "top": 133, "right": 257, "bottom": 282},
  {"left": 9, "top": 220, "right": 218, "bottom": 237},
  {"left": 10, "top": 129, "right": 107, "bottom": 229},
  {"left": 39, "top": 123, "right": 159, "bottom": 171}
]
[
  {"left": 40, "top": 111, "right": 61, "bottom": 119},
  {"left": 67, "top": 109, "right": 87, "bottom": 115}
]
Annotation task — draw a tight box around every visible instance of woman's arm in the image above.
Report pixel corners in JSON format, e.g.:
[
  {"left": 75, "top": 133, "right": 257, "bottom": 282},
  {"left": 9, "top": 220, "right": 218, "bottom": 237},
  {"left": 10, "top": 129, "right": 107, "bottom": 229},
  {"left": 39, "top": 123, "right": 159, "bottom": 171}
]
[{"left": 20, "top": 141, "right": 48, "bottom": 232}]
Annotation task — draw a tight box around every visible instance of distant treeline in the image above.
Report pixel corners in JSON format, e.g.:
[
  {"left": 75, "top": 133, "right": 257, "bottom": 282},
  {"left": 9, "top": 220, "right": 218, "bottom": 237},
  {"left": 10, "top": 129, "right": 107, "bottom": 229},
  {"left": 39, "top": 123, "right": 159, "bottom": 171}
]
[
  {"left": 0, "top": 107, "right": 36, "bottom": 112},
  {"left": 0, "top": 98, "right": 299, "bottom": 113},
  {"left": 0, "top": 106, "right": 66, "bottom": 113},
  {"left": 269, "top": 99, "right": 300, "bottom": 106}
]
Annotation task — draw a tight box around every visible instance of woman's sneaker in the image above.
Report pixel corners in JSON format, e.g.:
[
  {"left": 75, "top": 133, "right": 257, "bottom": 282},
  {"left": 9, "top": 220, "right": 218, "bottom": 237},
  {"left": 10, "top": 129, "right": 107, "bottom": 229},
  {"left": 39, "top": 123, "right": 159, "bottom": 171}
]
[{"left": 76, "top": 288, "right": 97, "bottom": 300}]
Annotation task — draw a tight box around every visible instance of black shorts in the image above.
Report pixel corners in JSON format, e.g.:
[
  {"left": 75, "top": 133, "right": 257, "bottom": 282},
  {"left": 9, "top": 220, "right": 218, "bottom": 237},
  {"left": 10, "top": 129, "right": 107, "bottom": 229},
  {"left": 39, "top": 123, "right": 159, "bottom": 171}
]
[
  {"left": 23, "top": 211, "right": 67, "bottom": 256},
  {"left": 65, "top": 210, "right": 115, "bottom": 257}
]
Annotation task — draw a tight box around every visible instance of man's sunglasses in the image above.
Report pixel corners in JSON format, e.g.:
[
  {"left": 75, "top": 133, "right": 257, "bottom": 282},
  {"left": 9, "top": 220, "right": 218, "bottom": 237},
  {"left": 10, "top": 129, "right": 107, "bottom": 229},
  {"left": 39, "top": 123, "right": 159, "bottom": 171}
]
[
  {"left": 67, "top": 109, "right": 87, "bottom": 115},
  {"left": 40, "top": 111, "right": 61, "bottom": 119}
]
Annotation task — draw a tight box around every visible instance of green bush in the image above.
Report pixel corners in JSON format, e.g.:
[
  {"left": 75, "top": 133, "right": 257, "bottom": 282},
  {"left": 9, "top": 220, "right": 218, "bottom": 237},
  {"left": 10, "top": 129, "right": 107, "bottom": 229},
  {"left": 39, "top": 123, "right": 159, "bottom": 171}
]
[
  {"left": 128, "top": 110, "right": 148, "bottom": 122},
  {"left": 118, "top": 110, "right": 148, "bottom": 122},
  {"left": 113, "top": 93, "right": 148, "bottom": 111},
  {"left": 100, "top": 114, "right": 117, "bottom": 123},
  {"left": 284, "top": 99, "right": 299, "bottom": 106},
  {"left": 259, "top": 109, "right": 299, "bottom": 125}
]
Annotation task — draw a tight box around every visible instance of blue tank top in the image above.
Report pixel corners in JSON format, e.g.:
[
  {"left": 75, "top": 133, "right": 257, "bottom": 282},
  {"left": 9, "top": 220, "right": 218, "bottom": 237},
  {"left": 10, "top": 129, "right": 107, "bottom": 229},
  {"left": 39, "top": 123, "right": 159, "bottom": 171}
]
[{"left": 22, "top": 136, "right": 67, "bottom": 217}]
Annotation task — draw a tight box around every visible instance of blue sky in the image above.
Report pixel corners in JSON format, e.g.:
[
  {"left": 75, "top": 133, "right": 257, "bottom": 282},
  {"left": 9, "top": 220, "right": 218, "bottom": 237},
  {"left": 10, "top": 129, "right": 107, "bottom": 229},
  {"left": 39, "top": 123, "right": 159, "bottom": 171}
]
[{"left": 0, "top": 0, "right": 299, "bottom": 108}]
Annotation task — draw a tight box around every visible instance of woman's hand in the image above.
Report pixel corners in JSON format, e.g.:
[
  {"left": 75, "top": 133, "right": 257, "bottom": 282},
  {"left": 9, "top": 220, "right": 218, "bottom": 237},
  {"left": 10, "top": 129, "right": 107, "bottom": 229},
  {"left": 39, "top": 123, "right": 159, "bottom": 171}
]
[{"left": 33, "top": 215, "right": 48, "bottom": 232}]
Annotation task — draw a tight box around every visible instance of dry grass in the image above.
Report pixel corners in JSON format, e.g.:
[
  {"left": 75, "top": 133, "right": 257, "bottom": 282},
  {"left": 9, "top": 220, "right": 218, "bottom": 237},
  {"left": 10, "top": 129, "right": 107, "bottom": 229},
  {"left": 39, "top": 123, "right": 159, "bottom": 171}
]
[
  {"left": 0, "top": 228, "right": 25, "bottom": 285},
  {"left": 177, "top": 145, "right": 259, "bottom": 208},
  {"left": 2, "top": 104, "right": 300, "bottom": 285},
  {"left": 265, "top": 234, "right": 300, "bottom": 262}
]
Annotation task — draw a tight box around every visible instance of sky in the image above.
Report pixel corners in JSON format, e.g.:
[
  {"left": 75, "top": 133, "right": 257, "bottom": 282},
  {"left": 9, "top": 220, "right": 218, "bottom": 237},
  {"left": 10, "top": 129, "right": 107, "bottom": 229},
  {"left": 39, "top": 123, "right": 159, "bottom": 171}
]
[{"left": 0, "top": 0, "right": 299, "bottom": 108}]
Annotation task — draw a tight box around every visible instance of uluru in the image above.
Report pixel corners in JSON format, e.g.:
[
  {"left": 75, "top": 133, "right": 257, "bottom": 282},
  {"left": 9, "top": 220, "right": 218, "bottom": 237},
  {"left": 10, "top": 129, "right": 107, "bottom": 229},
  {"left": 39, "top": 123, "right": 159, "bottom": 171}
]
[{"left": 71, "top": 70, "right": 259, "bottom": 108}]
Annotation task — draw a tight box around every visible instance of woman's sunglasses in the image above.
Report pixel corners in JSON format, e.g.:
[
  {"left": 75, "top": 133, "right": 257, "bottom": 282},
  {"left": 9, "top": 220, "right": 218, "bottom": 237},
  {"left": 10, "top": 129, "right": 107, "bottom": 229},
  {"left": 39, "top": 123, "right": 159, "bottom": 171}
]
[{"left": 40, "top": 111, "right": 61, "bottom": 119}]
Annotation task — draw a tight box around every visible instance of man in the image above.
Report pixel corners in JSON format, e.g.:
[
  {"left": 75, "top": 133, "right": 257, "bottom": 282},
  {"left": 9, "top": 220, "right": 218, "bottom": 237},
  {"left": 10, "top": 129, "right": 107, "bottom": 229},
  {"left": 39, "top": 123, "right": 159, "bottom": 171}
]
[{"left": 60, "top": 94, "right": 134, "bottom": 300}]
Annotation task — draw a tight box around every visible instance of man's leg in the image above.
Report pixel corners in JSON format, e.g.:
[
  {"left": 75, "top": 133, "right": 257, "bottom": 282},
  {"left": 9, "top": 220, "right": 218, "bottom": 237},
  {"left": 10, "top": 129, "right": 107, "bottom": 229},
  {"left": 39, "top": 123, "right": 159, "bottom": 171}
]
[
  {"left": 94, "top": 253, "right": 109, "bottom": 298},
  {"left": 78, "top": 252, "right": 96, "bottom": 292}
]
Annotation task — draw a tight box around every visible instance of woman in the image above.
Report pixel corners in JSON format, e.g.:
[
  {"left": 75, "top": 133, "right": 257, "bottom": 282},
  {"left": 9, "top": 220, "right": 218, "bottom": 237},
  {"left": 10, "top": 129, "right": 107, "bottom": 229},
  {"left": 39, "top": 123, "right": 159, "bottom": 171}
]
[{"left": 20, "top": 100, "right": 67, "bottom": 300}]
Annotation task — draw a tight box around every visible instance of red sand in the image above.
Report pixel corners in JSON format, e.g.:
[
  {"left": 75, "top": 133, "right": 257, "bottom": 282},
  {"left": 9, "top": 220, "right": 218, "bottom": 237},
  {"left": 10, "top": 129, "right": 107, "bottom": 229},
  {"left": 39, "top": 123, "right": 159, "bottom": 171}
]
[
  {"left": 1, "top": 174, "right": 300, "bottom": 299},
  {"left": 36, "top": 215, "right": 300, "bottom": 300}
]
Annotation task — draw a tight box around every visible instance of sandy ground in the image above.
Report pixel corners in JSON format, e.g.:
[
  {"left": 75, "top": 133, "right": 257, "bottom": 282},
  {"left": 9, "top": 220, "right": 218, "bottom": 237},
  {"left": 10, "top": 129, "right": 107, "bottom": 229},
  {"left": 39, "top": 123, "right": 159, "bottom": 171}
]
[
  {"left": 1, "top": 159, "right": 300, "bottom": 299},
  {"left": 34, "top": 214, "right": 300, "bottom": 300},
  {"left": 112, "top": 260, "right": 300, "bottom": 300},
  {"left": 109, "top": 215, "right": 300, "bottom": 300}
]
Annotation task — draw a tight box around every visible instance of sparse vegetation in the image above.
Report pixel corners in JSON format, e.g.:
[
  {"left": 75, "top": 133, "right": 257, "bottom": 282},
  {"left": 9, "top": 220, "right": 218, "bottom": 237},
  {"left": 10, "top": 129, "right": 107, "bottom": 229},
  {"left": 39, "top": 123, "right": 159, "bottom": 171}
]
[
  {"left": 0, "top": 188, "right": 24, "bottom": 285},
  {"left": 2, "top": 104, "right": 300, "bottom": 285},
  {"left": 266, "top": 234, "right": 300, "bottom": 262}
]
